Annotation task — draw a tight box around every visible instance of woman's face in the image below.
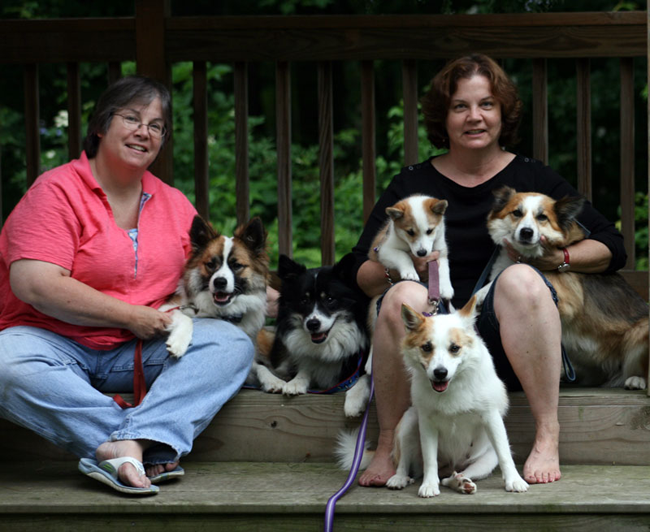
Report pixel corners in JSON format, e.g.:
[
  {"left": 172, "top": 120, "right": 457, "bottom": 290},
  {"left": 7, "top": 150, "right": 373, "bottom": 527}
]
[
  {"left": 98, "top": 97, "right": 165, "bottom": 173},
  {"left": 445, "top": 74, "right": 502, "bottom": 153}
]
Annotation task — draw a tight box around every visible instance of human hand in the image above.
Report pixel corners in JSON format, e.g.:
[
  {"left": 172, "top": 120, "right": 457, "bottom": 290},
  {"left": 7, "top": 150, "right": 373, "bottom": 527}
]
[
  {"left": 412, "top": 250, "right": 441, "bottom": 282},
  {"left": 127, "top": 305, "right": 174, "bottom": 339},
  {"left": 504, "top": 237, "right": 563, "bottom": 271}
]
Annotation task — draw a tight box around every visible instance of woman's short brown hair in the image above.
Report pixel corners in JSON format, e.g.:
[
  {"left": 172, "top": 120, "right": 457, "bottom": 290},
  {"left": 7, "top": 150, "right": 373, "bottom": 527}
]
[
  {"left": 83, "top": 75, "right": 172, "bottom": 159},
  {"left": 421, "top": 54, "right": 522, "bottom": 150}
]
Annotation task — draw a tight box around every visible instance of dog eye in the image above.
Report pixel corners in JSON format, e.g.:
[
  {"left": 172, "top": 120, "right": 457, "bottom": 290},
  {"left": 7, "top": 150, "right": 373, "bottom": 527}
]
[
  {"left": 536, "top": 214, "right": 548, "bottom": 222},
  {"left": 229, "top": 260, "right": 244, "bottom": 271},
  {"left": 512, "top": 209, "right": 523, "bottom": 218},
  {"left": 426, "top": 228, "right": 433, "bottom": 235},
  {"left": 205, "top": 258, "right": 218, "bottom": 271},
  {"left": 407, "top": 229, "right": 415, "bottom": 236},
  {"left": 421, "top": 342, "right": 433, "bottom": 353},
  {"left": 449, "top": 343, "right": 460, "bottom": 354}
]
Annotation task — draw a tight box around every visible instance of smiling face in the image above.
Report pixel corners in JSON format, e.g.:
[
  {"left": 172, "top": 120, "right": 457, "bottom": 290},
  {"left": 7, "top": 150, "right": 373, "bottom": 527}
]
[
  {"left": 445, "top": 74, "right": 502, "bottom": 153},
  {"left": 97, "top": 97, "right": 165, "bottom": 173}
]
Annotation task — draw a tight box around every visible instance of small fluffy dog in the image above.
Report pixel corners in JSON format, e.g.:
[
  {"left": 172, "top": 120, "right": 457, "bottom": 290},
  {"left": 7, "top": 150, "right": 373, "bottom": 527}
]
[
  {"left": 369, "top": 194, "right": 453, "bottom": 301},
  {"left": 336, "top": 297, "right": 528, "bottom": 496},
  {"left": 163, "top": 215, "right": 282, "bottom": 390},
  {"left": 479, "top": 186, "right": 648, "bottom": 389},
  {"left": 269, "top": 254, "right": 372, "bottom": 417}
]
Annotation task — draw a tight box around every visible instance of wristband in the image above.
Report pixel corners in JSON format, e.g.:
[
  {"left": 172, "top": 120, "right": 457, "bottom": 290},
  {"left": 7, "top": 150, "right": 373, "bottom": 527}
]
[{"left": 557, "top": 248, "right": 570, "bottom": 272}]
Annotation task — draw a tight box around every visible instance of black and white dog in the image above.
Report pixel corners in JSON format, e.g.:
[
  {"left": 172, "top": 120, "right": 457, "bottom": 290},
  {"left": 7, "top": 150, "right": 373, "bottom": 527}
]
[{"left": 269, "top": 254, "right": 372, "bottom": 417}]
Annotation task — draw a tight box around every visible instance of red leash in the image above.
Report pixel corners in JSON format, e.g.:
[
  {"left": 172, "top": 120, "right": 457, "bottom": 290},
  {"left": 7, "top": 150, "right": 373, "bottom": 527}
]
[{"left": 113, "top": 339, "right": 147, "bottom": 409}]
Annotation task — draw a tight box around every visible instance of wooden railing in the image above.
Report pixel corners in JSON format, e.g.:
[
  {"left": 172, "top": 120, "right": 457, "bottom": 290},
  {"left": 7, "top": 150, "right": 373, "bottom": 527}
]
[{"left": 0, "top": 5, "right": 647, "bottom": 294}]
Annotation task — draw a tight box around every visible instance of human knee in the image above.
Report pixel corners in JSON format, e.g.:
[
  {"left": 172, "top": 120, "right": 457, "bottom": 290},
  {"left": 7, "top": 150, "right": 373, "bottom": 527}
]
[
  {"left": 377, "top": 282, "right": 428, "bottom": 329},
  {"left": 494, "top": 265, "right": 553, "bottom": 309}
]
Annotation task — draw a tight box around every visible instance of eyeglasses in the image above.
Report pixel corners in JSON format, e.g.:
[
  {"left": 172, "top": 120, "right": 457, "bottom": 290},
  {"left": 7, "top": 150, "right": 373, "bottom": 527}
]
[{"left": 113, "top": 113, "right": 167, "bottom": 139}]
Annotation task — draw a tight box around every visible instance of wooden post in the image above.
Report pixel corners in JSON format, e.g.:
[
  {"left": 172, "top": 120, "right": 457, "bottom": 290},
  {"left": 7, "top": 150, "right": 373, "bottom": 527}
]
[{"left": 135, "top": 0, "right": 172, "bottom": 185}]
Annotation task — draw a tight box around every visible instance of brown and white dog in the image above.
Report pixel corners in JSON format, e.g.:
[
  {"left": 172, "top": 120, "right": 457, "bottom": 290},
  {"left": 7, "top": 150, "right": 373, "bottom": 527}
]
[
  {"left": 369, "top": 194, "right": 454, "bottom": 302},
  {"left": 163, "top": 215, "right": 284, "bottom": 390},
  {"left": 478, "top": 186, "right": 648, "bottom": 390}
]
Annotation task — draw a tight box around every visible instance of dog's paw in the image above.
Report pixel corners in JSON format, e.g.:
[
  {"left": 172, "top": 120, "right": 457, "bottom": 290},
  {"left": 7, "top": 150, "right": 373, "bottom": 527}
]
[
  {"left": 505, "top": 475, "right": 529, "bottom": 493},
  {"left": 440, "top": 285, "right": 454, "bottom": 301},
  {"left": 399, "top": 268, "right": 420, "bottom": 281},
  {"left": 282, "top": 380, "right": 308, "bottom": 396},
  {"left": 343, "top": 377, "right": 370, "bottom": 418},
  {"left": 442, "top": 472, "right": 476, "bottom": 494},
  {"left": 261, "top": 375, "right": 287, "bottom": 394},
  {"left": 418, "top": 481, "right": 440, "bottom": 498},
  {"left": 386, "top": 474, "right": 414, "bottom": 490},
  {"left": 165, "top": 313, "right": 193, "bottom": 358},
  {"left": 624, "top": 376, "right": 647, "bottom": 390}
]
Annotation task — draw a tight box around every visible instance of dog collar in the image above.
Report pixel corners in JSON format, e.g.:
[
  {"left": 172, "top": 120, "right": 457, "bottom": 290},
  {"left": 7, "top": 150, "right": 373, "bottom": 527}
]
[{"left": 557, "top": 248, "right": 570, "bottom": 272}]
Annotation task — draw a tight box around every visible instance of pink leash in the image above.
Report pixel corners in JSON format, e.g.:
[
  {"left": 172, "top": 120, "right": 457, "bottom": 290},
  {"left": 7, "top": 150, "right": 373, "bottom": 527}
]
[{"left": 324, "top": 260, "right": 440, "bottom": 531}]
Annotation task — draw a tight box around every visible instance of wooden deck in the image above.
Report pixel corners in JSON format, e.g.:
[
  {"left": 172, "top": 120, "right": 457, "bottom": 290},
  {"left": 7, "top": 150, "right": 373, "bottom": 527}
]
[{"left": 1, "top": 461, "right": 649, "bottom": 531}]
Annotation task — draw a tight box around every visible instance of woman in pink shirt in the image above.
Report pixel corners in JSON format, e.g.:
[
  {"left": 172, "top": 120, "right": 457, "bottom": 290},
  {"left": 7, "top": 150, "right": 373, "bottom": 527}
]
[{"left": 0, "top": 76, "right": 254, "bottom": 495}]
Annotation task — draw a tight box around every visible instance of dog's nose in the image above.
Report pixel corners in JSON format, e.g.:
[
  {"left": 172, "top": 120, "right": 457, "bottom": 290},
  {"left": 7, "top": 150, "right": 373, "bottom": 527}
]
[
  {"left": 519, "top": 227, "right": 534, "bottom": 241},
  {"left": 306, "top": 318, "right": 321, "bottom": 332},
  {"left": 433, "top": 367, "right": 448, "bottom": 380},
  {"left": 213, "top": 277, "right": 227, "bottom": 290},
  {"left": 417, "top": 249, "right": 427, "bottom": 257}
]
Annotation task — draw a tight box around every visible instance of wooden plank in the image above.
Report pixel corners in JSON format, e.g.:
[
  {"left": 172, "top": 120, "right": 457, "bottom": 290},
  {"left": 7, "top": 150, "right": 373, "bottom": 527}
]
[
  {"left": 620, "top": 58, "right": 636, "bottom": 269},
  {"left": 136, "top": 0, "right": 172, "bottom": 185},
  {"left": 361, "top": 60, "right": 376, "bottom": 224},
  {"left": 620, "top": 270, "right": 648, "bottom": 300},
  {"left": 66, "top": 62, "right": 82, "bottom": 160},
  {"left": 2, "top": 388, "right": 647, "bottom": 465},
  {"left": 402, "top": 59, "right": 418, "bottom": 166},
  {"left": 234, "top": 61, "right": 250, "bottom": 225},
  {"left": 532, "top": 58, "right": 548, "bottom": 164},
  {"left": 193, "top": 61, "right": 209, "bottom": 220},
  {"left": 576, "top": 58, "right": 592, "bottom": 201},
  {"left": 23, "top": 64, "right": 40, "bottom": 187},
  {"left": 107, "top": 61, "right": 122, "bottom": 85},
  {"left": 165, "top": 15, "right": 647, "bottom": 62},
  {"left": 276, "top": 61, "right": 292, "bottom": 258},
  {"left": 318, "top": 61, "right": 335, "bottom": 266}
]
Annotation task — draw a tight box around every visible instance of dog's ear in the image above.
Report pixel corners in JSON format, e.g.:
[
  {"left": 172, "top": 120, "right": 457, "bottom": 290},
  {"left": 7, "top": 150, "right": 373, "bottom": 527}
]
[
  {"left": 189, "top": 215, "right": 219, "bottom": 251},
  {"left": 554, "top": 195, "right": 585, "bottom": 232},
  {"left": 491, "top": 186, "right": 516, "bottom": 213},
  {"left": 458, "top": 294, "right": 480, "bottom": 323},
  {"left": 401, "top": 303, "right": 425, "bottom": 332},
  {"left": 386, "top": 199, "right": 406, "bottom": 221},
  {"left": 426, "top": 198, "right": 448, "bottom": 215},
  {"left": 332, "top": 253, "right": 355, "bottom": 281},
  {"left": 277, "top": 254, "right": 306, "bottom": 281},
  {"left": 235, "top": 216, "right": 267, "bottom": 256}
]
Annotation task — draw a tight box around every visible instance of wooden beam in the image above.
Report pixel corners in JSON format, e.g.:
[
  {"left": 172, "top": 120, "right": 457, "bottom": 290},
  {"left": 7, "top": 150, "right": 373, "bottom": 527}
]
[
  {"left": 402, "top": 59, "right": 418, "bottom": 166},
  {"left": 361, "top": 60, "right": 376, "bottom": 224},
  {"left": 234, "top": 62, "right": 250, "bottom": 226},
  {"left": 620, "top": 58, "right": 636, "bottom": 270},
  {"left": 576, "top": 58, "right": 592, "bottom": 201},
  {"left": 276, "top": 61, "right": 292, "bottom": 259},
  {"left": 66, "top": 62, "right": 82, "bottom": 160},
  {"left": 318, "top": 61, "right": 335, "bottom": 266},
  {"left": 24, "top": 64, "right": 40, "bottom": 187},
  {"left": 135, "top": 0, "right": 172, "bottom": 185},
  {"left": 532, "top": 58, "right": 548, "bottom": 164},
  {"left": 193, "top": 61, "right": 209, "bottom": 221}
]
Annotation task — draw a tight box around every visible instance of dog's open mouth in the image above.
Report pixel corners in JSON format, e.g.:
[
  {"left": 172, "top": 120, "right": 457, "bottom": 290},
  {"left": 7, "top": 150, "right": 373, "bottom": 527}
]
[
  {"left": 213, "top": 291, "right": 234, "bottom": 306},
  {"left": 310, "top": 331, "right": 329, "bottom": 344},
  {"left": 431, "top": 380, "right": 449, "bottom": 393}
]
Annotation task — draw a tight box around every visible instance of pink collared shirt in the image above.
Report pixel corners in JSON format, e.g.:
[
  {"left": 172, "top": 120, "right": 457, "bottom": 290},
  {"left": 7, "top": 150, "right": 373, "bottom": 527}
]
[{"left": 0, "top": 152, "right": 197, "bottom": 349}]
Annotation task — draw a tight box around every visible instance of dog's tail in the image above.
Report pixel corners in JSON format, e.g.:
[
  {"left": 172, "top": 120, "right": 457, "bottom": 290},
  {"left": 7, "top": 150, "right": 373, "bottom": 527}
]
[{"left": 334, "top": 429, "right": 374, "bottom": 471}]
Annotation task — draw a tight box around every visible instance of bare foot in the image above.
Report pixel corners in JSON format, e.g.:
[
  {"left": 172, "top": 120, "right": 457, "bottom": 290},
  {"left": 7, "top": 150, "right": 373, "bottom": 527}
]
[
  {"left": 96, "top": 440, "right": 151, "bottom": 489},
  {"left": 358, "top": 447, "right": 394, "bottom": 487},
  {"left": 146, "top": 461, "right": 180, "bottom": 478},
  {"left": 523, "top": 422, "right": 561, "bottom": 484}
]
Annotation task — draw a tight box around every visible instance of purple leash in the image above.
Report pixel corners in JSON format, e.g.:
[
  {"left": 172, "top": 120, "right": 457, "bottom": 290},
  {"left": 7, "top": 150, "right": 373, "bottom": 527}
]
[{"left": 324, "top": 376, "right": 375, "bottom": 532}]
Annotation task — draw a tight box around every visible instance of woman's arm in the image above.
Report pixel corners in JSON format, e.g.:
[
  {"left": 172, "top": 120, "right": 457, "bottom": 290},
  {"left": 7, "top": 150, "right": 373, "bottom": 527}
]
[{"left": 10, "top": 259, "right": 172, "bottom": 339}]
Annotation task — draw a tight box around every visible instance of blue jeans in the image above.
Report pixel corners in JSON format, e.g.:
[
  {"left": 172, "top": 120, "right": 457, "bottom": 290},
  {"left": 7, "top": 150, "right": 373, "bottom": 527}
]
[{"left": 0, "top": 319, "right": 254, "bottom": 463}]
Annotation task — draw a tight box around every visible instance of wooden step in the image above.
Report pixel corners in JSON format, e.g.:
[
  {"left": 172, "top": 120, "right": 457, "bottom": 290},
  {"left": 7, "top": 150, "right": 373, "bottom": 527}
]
[
  {"left": 1, "top": 461, "right": 649, "bottom": 531},
  {"left": 1, "top": 387, "right": 649, "bottom": 465}
]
